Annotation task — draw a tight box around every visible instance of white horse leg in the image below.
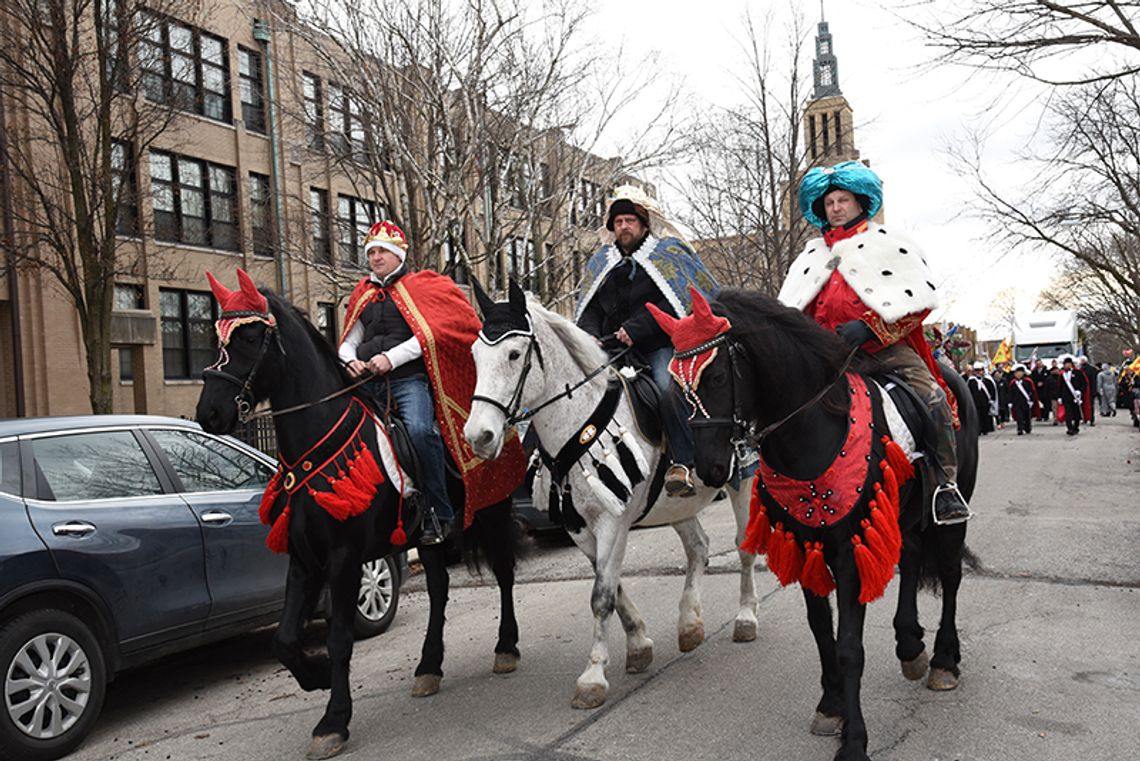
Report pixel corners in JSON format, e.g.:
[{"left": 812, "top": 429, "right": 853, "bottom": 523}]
[
  {"left": 731, "top": 476, "right": 760, "bottom": 642},
  {"left": 672, "top": 517, "right": 708, "bottom": 652},
  {"left": 614, "top": 583, "right": 653, "bottom": 673},
  {"left": 572, "top": 516, "right": 630, "bottom": 710}
]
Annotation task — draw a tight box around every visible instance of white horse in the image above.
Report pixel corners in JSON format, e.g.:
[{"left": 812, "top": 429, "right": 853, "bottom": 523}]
[{"left": 463, "top": 280, "right": 759, "bottom": 709}]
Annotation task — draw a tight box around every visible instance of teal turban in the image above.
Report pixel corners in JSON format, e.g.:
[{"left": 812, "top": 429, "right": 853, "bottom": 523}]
[{"left": 798, "top": 161, "right": 883, "bottom": 229}]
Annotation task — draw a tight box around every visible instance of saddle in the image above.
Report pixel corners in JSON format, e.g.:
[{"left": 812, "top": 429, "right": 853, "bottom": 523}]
[{"left": 617, "top": 369, "right": 664, "bottom": 447}]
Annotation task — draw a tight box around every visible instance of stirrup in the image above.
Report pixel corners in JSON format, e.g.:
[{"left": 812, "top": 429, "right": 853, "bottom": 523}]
[{"left": 931, "top": 482, "right": 973, "bottom": 526}]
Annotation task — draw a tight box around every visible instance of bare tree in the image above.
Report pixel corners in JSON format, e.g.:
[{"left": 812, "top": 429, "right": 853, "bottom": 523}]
[
  {"left": 0, "top": 0, "right": 204, "bottom": 412},
  {"left": 283, "top": 0, "right": 685, "bottom": 303},
  {"left": 671, "top": 8, "right": 811, "bottom": 294},
  {"left": 909, "top": 1, "right": 1140, "bottom": 86},
  {"left": 949, "top": 77, "right": 1140, "bottom": 353}
]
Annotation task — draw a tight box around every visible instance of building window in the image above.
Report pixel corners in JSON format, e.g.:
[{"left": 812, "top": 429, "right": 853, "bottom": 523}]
[
  {"left": 111, "top": 140, "right": 138, "bottom": 236},
  {"left": 115, "top": 284, "right": 144, "bottom": 381},
  {"left": 328, "top": 83, "right": 367, "bottom": 160},
  {"left": 160, "top": 289, "right": 218, "bottom": 380},
  {"left": 237, "top": 47, "right": 266, "bottom": 134},
  {"left": 508, "top": 237, "right": 535, "bottom": 289},
  {"left": 819, "top": 40, "right": 830, "bottom": 56},
  {"left": 310, "top": 188, "right": 331, "bottom": 264},
  {"left": 303, "top": 72, "right": 324, "bottom": 150},
  {"left": 316, "top": 303, "right": 337, "bottom": 347},
  {"left": 150, "top": 151, "right": 238, "bottom": 251},
  {"left": 833, "top": 110, "right": 843, "bottom": 153},
  {"left": 249, "top": 173, "right": 274, "bottom": 257},
  {"left": 336, "top": 194, "right": 380, "bottom": 269},
  {"left": 808, "top": 114, "right": 818, "bottom": 159},
  {"left": 822, "top": 113, "right": 831, "bottom": 153},
  {"left": 819, "top": 62, "right": 834, "bottom": 88},
  {"left": 139, "top": 14, "right": 230, "bottom": 123}
]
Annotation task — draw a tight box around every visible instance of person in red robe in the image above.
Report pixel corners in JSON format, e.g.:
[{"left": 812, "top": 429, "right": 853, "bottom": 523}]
[
  {"left": 780, "top": 161, "right": 970, "bottom": 524},
  {"left": 339, "top": 221, "right": 524, "bottom": 542}
]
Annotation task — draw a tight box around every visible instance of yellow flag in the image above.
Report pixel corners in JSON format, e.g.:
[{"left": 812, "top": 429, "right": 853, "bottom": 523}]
[
  {"left": 991, "top": 338, "right": 1012, "bottom": 368},
  {"left": 1129, "top": 356, "right": 1140, "bottom": 374}
]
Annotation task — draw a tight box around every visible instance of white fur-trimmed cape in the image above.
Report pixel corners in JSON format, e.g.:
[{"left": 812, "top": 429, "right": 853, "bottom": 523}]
[{"left": 777, "top": 224, "right": 940, "bottom": 324}]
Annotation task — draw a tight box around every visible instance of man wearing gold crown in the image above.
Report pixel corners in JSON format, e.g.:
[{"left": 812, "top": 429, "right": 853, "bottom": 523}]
[
  {"left": 779, "top": 161, "right": 971, "bottom": 524},
  {"left": 575, "top": 185, "right": 719, "bottom": 497},
  {"left": 339, "top": 221, "right": 525, "bottom": 543}
]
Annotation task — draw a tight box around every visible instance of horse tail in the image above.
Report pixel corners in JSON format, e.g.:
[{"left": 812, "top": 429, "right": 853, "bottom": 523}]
[
  {"left": 460, "top": 497, "right": 533, "bottom": 576},
  {"left": 916, "top": 529, "right": 980, "bottom": 594}
]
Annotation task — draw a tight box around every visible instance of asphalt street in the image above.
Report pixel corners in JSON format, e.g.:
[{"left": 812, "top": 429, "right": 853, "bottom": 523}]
[{"left": 70, "top": 412, "right": 1139, "bottom": 761}]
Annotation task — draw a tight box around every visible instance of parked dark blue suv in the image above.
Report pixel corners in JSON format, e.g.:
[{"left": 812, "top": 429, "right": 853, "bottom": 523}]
[{"left": 0, "top": 416, "right": 404, "bottom": 761}]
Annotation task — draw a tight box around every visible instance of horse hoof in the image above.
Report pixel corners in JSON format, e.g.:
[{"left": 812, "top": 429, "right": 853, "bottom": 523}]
[
  {"left": 306, "top": 733, "right": 346, "bottom": 760},
  {"left": 571, "top": 683, "right": 608, "bottom": 710},
  {"left": 411, "top": 674, "right": 441, "bottom": 697},
  {"left": 732, "top": 618, "right": 758, "bottom": 642},
  {"left": 810, "top": 711, "right": 843, "bottom": 736},
  {"left": 901, "top": 650, "right": 929, "bottom": 681},
  {"left": 626, "top": 643, "right": 654, "bottom": 673},
  {"left": 678, "top": 622, "right": 705, "bottom": 652},
  {"left": 927, "top": 667, "right": 959, "bottom": 691},
  {"left": 493, "top": 652, "right": 520, "bottom": 674}
]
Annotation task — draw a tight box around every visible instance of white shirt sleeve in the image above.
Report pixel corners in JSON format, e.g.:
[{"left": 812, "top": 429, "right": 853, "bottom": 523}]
[
  {"left": 382, "top": 335, "right": 423, "bottom": 369},
  {"left": 337, "top": 320, "right": 363, "bottom": 364}
]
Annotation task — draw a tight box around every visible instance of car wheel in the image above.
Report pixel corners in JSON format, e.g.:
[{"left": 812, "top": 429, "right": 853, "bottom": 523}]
[
  {"left": 0, "top": 610, "right": 107, "bottom": 761},
  {"left": 354, "top": 556, "right": 399, "bottom": 639}
]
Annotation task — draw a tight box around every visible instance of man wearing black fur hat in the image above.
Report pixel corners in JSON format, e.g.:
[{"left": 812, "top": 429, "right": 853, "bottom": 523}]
[
  {"left": 1059, "top": 355, "right": 1087, "bottom": 435},
  {"left": 576, "top": 186, "right": 719, "bottom": 497}
]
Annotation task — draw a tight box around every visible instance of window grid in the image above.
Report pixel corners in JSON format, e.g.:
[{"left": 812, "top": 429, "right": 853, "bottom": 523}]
[
  {"left": 140, "top": 13, "right": 230, "bottom": 123},
  {"left": 249, "top": 172, "right": 274, "bottom": 257},
  {"left": 150, "top": 151, "right": 239, "bottom": 251},
  {"left": 111, "top": 140, "right": 138, "bottom": 236},
  {"left": 336, "top": 194, "right": 382, "bottom": 269},
  {"left": 316, "top": 303, "right": 337, "bottom": 347},
  {"left": 238, "top": 46, "right": 266, "bottom": 134},
  {"left": 159, "top": 288, "right": 218, "bottom": 380},
  {"left": 303, "top": 72, "right": 324, "bottom": 150},
  {"left": 310, "top": 188, "right": 331, "bottom": 264}
]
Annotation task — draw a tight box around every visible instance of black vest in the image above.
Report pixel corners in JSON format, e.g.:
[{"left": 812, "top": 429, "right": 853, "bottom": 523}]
[{"left": 356, "top": 271, "right": 425, "bottom": 379}]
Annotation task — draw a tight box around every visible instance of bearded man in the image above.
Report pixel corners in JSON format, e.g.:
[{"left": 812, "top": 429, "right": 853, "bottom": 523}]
[
  {"left": 778, "top": 161, "right": 970, "bottom": 524},
  {"left": 576, "top": 186, "right": 719, "bottom": 497}
]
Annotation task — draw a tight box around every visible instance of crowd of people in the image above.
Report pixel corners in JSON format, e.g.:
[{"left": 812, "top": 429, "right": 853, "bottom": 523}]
[{"left": 964, "top": 356, "right": 1140, "bottom": 436}]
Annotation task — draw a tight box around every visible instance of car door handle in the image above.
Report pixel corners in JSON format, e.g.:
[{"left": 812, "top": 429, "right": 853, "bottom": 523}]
[
  {"left": 52, "top": 521, "right": 96, "bottom": 538},
  {"left": 200, "top": 510, "right": 234, "bottom": 526}
]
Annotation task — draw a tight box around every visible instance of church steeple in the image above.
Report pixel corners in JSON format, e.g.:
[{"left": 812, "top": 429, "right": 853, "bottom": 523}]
[{"left": 812, "top": 10, "right": 842, "bottom": 99}]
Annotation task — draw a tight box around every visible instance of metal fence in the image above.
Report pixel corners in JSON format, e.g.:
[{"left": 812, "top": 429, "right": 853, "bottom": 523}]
[{"left": 232, "top": 416, "right": 278, "bottom": 458}]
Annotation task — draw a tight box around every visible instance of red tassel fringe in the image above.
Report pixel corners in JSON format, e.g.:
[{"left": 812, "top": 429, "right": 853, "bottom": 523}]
[
  {"left": 740, "top": 483, "right": 771, "bottom": 555},
  {"left": 768, "top": 526, "right": 804, "bottom": 587},
  {"left": 801, "top": 541, "right": 835, "bottom": 597},
  {"left": 258, "top": 469, "right": 283, "bottom": 525},
  {"left": 266, "top": 504, "right": 290, "bottom": 554},
  {"left": 882, "top": 437, "right": 915, "bottom": 481},
  {"left": 852, "top": 535, "right": 889, "bottom": 603}
]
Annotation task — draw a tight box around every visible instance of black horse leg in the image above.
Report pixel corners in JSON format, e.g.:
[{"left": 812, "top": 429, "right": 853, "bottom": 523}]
[
  {"left": 833, "top": 548, "right": 870, "bottom": 761},
  {"left": 802, "top": 589, "right": 844, "bottom": 734},
  {"left": 930, "top": 524, "right": 967, "bottom": 680},
  {"left": 414, "top": 543, "right": 450, "bottom": 683},
  {"left": 311, "top": 549, "right": 363, "bottom": 746},
  {"left": 481, "top": 504, "right": 520, "bottom": 663},
  {"left": 892, "top": 519, "right": 926, "bottom": 668},
  {"left": 273, "top": 558, "right": 329, "bottom": 692}
]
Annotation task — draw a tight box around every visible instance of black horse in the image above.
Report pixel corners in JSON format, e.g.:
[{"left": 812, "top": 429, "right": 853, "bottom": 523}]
[
  {"left": 672, "top": 289, "right": 977, "bottom": 761},
  {"left": 195, "top": 286, "right": 522, "bottom": 760}
]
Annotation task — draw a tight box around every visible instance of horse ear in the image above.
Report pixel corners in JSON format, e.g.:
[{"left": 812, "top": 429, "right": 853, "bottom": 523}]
[
  {"left": 646, "top": 301, "right": 680, "bottom": 340},
  {"left": 508, "top": 277, "right": 527, "bottom": 316},
  {"left": 236, "top": 268, "right": 269, "bottom": 313},
  {"left": 470, "top": 276, "right": 496, "bottom": 317},
  {"left": 206, "top": 271, "right": 233, "bottom": 305},
  {"left": 689, "top": 287, "right": 713, "bottom": 319}
]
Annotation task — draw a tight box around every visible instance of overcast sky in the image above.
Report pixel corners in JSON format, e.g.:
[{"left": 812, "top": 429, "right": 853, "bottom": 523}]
[{"left": 585, "top": 0, "right": 1060, "bottom": 337}]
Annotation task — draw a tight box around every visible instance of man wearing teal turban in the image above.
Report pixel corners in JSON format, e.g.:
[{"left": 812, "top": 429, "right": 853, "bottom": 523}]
[{"left": 777, "top": 161, "right": 971, "bottom": 524}]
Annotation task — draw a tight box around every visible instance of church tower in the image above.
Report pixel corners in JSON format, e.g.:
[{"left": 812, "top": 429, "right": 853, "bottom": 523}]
[{"left": 804, "top": 9, "right": 859, "bottom": 165}]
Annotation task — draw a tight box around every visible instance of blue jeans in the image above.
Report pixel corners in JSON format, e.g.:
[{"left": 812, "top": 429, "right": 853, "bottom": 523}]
[
  {"left": 646, "top": 348, "right": 695, "bottom": 466},
  {"left": 367, "top": 375, "right": 455, "bottom": 521}
]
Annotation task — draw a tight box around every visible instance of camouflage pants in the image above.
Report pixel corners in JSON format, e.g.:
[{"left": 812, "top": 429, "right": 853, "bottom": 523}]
[{"left": 868, "top": 343, "right": 958, "bottom": 483}]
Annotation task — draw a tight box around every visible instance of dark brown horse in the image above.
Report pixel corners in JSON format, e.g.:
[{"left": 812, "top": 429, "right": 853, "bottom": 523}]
[
  {"left": 656, "top": 288, "right": 978, "bottom": 761},
  {"left": 195, "top": 280, "right": 521, "bottom": 760}
]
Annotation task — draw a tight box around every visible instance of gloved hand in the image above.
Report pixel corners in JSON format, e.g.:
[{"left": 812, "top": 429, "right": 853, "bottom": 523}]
[{"left": 835, "top": 320, "right": 876, "bottom": 349}]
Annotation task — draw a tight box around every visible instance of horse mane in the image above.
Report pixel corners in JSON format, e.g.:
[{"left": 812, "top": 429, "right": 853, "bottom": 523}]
[
  {"left": 714, "top": 288, "right": 851, "bottom": 415},
  {"left": 526, "top": 295, "right": 607, "bottom": 374},
  {"left": 263, "top": 290, "right": 352, "bottom": 385}
]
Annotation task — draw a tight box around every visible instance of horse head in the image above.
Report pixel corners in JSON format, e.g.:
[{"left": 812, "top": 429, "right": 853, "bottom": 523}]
[
  {"left": 465, "top": 277, "right": 543, "bottom": 460},
  {"left": 648, "top": 288, "right": 753, "bottom": 488},
  {"left": 196, "top": 268, "right": 285, "bottom": 434}
]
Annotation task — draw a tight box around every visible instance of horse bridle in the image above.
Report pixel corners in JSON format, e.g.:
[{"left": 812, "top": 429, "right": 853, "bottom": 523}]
[{"left": 203, "top": 311, "right": 282, "bottom": 424}]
